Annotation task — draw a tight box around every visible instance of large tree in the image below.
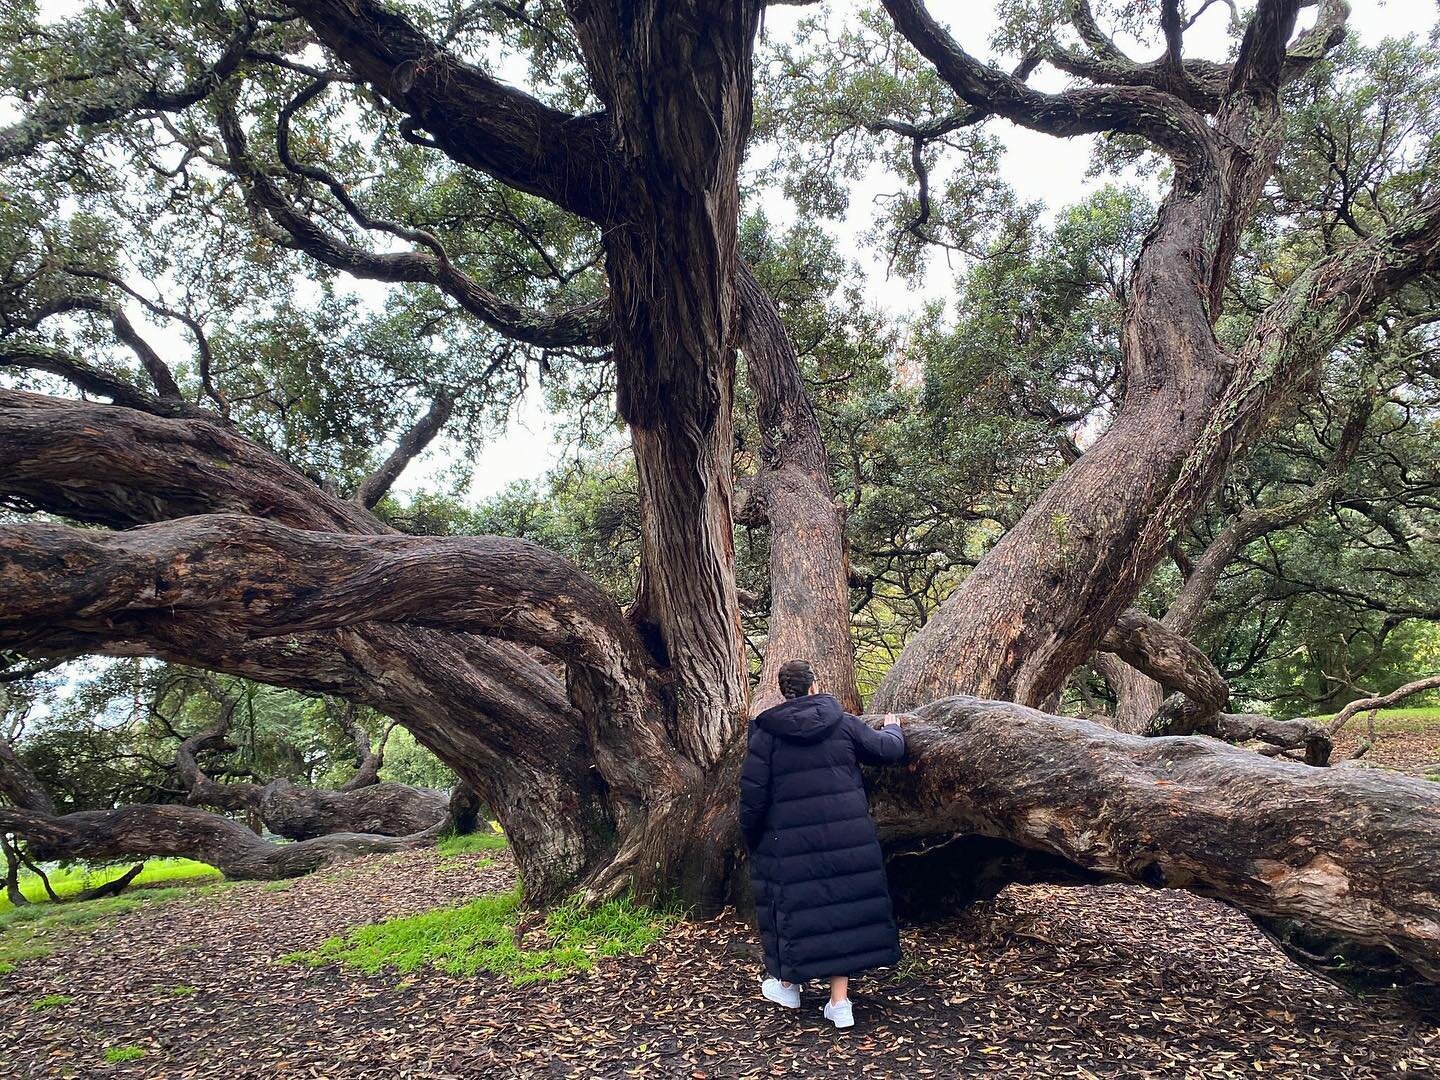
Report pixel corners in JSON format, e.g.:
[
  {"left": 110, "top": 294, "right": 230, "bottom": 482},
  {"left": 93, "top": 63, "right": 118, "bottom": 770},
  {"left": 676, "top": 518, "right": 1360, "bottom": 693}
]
[{"left": 4, "top": 0, "right": 1440, "bottom": 990}]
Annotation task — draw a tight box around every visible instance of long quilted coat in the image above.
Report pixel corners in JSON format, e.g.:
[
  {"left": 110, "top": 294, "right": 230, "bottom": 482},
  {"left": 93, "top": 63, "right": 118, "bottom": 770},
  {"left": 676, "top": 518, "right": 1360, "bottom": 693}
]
[{"left": 739, "top": 692, "right": 906, "bottom": 983}]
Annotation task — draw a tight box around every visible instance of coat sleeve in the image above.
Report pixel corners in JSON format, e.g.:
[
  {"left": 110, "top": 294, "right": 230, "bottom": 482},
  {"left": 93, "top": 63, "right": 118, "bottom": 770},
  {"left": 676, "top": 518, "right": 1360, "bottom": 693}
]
[
  {"left": 845, "top": 713, "right": 906, "bottom": 766},
  {"left": 737, "top": 721, "right": 772, "bottom": 850}
]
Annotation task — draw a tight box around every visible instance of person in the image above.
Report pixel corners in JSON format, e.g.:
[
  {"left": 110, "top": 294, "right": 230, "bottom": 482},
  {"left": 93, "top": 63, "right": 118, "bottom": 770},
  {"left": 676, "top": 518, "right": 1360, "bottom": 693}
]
[{"left": 738, "top": 658, "right": 906, "bottom": 1030}]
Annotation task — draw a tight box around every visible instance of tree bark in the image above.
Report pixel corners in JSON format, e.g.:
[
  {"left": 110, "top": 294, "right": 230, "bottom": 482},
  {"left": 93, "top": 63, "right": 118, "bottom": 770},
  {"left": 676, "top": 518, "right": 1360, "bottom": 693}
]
[
  {"left": 571, "top": 3, "right": 763, "bottom": 768},
  {"left": 866, "top": 697, "right": 1440, "bottom": 987},
  {"left": 75, "top": 863, "right": 145, "bottom": 901},
  {"left": 737, "top": 264, "right": 861, "bottom": 715},
  {"left": 0, "top": 727, "right": 450, "bottom": 880},
  {"left": 870, "top": 1, "right": 1420, "bottom": 712},
  {"left": 0, "top": 804, "right": 446, "bottom": 880}
]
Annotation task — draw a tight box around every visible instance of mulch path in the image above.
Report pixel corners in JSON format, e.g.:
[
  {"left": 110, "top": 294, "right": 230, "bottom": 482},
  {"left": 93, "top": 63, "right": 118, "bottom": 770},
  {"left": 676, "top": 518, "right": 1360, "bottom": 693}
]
[
  {"left": 1333, "top": 724, "right": 1440, "bottom": 773},
  {"left": 2, "top": 845, "right": 1436, "bottom": 1079}
]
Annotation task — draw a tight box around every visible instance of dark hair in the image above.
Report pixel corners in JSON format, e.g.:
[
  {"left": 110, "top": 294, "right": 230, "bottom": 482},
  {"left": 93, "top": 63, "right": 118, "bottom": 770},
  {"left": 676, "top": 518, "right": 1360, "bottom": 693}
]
[{"left": 778, "top": 659, "right": 816, "bottom": 700}]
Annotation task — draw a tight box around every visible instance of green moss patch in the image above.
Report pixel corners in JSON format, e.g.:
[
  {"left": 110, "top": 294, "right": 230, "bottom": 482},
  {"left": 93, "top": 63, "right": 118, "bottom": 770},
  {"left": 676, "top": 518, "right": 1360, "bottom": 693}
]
[
  {"left": 436, "top": 828, "right": 508, "bottom": 858},
  {"left": 289, "top": 887, "right": 671, "bottom": 986}
]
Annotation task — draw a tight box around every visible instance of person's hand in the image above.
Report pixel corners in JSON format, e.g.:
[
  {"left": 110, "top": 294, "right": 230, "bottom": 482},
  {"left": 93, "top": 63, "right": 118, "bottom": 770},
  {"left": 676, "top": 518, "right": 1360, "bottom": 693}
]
[{"left": 883, "top": 712, "right": 902, "bottom": 728}]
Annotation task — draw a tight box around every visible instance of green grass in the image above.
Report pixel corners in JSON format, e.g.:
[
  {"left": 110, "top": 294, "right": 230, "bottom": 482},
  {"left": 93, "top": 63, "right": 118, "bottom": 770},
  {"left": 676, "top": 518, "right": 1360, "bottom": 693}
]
[
  {"left": 1323, "top": 706, "right": 1440, "bottom": 732},
  {"left": 289, "top": 887, "right": 672, "bottom": 986},
  {"left": 0, "top": 857, "right": 220, "bottom": 913},
  {"left": 436, "top": 827, "right": 508, "bottom": 858},
  {"left": 0, "top": 883, "right": 221, "bottom": 972},
  {"left": 30, "top": 994, "right": 73, "bottom": 1010},
  {"left": 103, "top": 1047, "right": 145, "bottom": 1064},
  {"left": 166, "top": 985, "right": 197, "bottom": 996},
  {"left": 890, "top": 955, "right": 931, "bottom": 981}
]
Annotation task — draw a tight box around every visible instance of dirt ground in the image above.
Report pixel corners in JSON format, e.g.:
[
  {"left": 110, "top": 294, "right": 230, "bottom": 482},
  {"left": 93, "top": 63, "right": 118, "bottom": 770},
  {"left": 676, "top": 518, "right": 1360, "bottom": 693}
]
[
  {"left": 2, "top": 837, "right": 1436, "bottom": 1080},
  {"left": 1332, "top": 719, "right": 1440, "bottom": 774}
]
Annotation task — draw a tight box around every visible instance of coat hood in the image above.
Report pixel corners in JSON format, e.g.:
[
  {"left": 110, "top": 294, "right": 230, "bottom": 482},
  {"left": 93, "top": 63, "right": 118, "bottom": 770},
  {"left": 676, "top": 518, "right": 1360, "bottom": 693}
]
[{"left": 754, "top": 693, "right": 844, "bottom": 744}]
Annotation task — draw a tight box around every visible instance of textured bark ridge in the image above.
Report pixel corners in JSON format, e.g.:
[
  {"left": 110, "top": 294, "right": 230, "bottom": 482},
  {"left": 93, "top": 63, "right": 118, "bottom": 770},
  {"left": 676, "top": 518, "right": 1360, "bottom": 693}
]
[
  {"left": 1093, "top": 611, "right": 1333, "bottom": 762},
  {"left": 866, "top": 699, "right": 1440, "bottom": 989},
  {"left": 737, "top": 264, "right": 860, "bottom": 716}
]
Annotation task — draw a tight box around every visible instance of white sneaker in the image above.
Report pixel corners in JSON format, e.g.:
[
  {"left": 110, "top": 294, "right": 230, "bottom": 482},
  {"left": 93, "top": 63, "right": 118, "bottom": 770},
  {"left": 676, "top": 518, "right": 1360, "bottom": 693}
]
[
  {"left": 761, "top": 977, "right": 801, "bottom": 1009},
  {"left": 823, "top": 998, "right": 854, "bottom": 1029}
]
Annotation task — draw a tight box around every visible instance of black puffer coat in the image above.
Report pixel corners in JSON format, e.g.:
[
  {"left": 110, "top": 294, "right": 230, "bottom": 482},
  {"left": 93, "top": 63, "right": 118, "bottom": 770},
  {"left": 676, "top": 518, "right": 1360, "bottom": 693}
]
[{"left": 739, "top": 693, "right": 906, "bottom": 983}]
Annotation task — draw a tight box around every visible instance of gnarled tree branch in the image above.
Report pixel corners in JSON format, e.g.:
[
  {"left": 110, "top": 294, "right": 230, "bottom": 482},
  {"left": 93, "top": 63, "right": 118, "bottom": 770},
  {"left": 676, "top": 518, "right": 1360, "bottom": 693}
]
[
  {"left": 879, "top": 0, "right": 1214, "bottom": 168},
  {"left": 868, "top": 696, "right": 1440, "bottom": 987},
  {"left": 284, "top": 0, "right": 617, "bottom": 222},
  {"left": 216, "top": 97, "right": 610, "bottom": 349},
  {"left": 0, "top": 802, "right": 445, "bottom": 881},
  {"left": 1326, "top": 674, "right": 1440, "bottom": 736}
]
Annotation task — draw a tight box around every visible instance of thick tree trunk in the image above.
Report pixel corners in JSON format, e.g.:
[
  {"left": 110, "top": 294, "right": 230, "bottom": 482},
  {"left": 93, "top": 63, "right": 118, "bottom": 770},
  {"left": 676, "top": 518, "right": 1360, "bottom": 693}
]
[
  {"left": 6, "top": 383, "right": 1440, "bottom": 987},
  {"left": 871, "top": 1, "right": 1423, "bottom": 712},
  {"left": 737, "top": 264, "right": 861, "bottom": 715},
  {"left": 570, "top": 3, "right": 763, "bottom": 768}
]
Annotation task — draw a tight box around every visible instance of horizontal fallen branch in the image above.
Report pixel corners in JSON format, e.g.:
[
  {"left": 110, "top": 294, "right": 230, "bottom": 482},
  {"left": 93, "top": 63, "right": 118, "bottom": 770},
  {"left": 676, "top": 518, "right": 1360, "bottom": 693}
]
[
  {"left": 0, "top": 803, "right": 448, "bottom": 881},
  {"left": 865, "top": 696, "right": 1440, "bottom": 987}
]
